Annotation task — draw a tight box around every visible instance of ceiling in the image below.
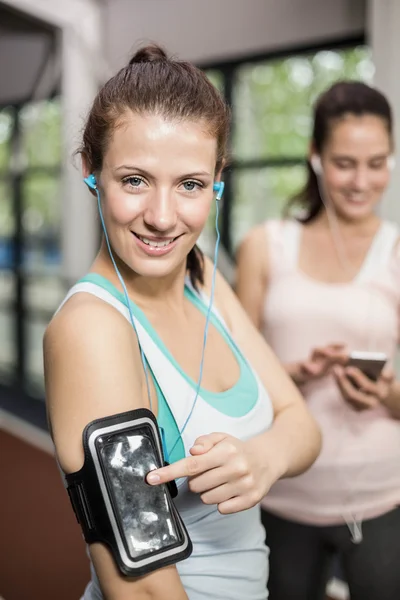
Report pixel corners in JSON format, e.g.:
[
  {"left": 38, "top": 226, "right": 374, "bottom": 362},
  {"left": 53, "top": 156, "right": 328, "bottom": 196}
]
[
  {"left": 0, "top": 2, "right": 59, "bottom": 107},
  {"left": 0, "top": 0, "right": 366, "bottom": 108}
]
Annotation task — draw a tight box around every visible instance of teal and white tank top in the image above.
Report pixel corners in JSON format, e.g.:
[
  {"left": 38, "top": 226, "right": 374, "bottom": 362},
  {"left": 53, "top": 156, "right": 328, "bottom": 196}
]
[{"left": 60, "top": 273, "right": 274, "bottom": 600}]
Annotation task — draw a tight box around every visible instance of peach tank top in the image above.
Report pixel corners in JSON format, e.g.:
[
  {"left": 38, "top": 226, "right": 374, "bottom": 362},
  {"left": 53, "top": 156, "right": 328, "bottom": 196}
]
[{"left": 261, "top": 219, "right": 400, "bottom": 526}]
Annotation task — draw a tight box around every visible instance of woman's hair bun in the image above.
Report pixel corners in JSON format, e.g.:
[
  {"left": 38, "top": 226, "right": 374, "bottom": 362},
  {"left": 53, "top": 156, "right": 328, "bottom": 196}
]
[{"left": 129, "top": 44, "right": 168, "bottom": 66}]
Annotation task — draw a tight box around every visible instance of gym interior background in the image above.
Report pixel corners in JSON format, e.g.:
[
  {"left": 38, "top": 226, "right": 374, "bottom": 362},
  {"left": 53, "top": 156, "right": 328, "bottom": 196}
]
[{"left": 0, "top": 1, "right": 399, "bottom": 599}]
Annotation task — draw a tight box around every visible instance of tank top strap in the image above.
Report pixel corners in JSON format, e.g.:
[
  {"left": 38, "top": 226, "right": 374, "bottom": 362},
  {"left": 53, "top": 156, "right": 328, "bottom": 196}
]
[
  {"left": 358, "top": 221, "right": 400, "bottom": 281},
  {"left": 56, "top": 281, "right": 131, "bottom": 322},
  {"left": 265, "top": 219, "right": 301, "bottom": 278}
]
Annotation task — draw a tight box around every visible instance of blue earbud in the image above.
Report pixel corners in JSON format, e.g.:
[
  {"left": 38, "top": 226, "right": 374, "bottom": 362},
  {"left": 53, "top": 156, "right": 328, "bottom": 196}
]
[
  {"left": 84, "top": 174, "right": 97, "bottom": 190},
  {"left": 213, "top": 181, "right": 224, "bottom": 201}
]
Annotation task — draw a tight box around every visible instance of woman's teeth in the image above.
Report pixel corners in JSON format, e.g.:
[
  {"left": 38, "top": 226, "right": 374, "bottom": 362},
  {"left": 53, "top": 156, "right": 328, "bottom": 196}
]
[
  {"left": 137, "top": 235, "right": 174, "bottom": 248},
  {"left": 351, "top": 199, "right": 365, "bottom": 204}
]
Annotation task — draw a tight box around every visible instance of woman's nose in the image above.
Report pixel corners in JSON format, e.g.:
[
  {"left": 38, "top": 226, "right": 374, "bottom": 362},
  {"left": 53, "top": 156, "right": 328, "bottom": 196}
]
[
  {"left": 352, "top": 167, "right": 369, "bottom": 191},
  {"left": 143, "top": 188, "right": 177, "bottom": 232}
]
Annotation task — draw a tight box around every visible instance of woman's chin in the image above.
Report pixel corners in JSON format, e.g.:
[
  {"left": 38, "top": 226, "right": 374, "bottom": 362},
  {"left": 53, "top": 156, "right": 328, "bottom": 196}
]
[
  {"left": 127, "top": 255, "right": 186, "bottom": 280},
  {"left": 337, "top": 199, "right": 376, "bottom": 221}
]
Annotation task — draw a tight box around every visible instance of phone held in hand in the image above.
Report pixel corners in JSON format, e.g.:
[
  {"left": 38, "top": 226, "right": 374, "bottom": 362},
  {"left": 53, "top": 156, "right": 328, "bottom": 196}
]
[{"left": 347, "top": 351, "right": 387, "bottom": 381}]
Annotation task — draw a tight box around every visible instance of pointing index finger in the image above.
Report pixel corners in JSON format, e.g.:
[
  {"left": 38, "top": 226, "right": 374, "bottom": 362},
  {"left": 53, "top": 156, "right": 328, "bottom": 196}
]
[{"left": 147, "top": 453, "right": 209, "bottom": 485}]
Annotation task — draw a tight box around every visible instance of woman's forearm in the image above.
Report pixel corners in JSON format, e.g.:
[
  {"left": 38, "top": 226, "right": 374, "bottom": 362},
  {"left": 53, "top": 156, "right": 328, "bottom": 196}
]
[
  {"left": 284, "top": 362, "right": 305, "bottom": 386},
  {"left": 265, "top": 403, "right": 322, "bottom": 481},
  {"left": 383, "top": 380, "right": 400, "bottom": 419}
]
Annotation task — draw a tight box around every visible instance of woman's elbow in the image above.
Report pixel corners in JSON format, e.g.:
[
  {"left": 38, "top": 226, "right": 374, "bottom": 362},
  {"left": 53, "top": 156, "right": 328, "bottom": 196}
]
[{"left": 300, "top": 410, "right": 322, "bottom": 472}]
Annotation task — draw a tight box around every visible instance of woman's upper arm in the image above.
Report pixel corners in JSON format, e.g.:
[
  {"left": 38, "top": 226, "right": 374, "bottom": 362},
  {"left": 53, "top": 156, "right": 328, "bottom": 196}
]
[
  {"left": 44, "top": 296, "right": 187, "bottom": 600},
  {"left": 44, "top": 295, "right": 145, "bottom": 473},
  {"left": 235, "top": 224, "right": 269, "bottom": 329}
]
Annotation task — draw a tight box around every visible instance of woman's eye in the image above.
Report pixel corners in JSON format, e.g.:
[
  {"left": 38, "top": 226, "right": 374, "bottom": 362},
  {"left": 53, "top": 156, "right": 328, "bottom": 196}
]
[
  {"left": 182, "top": 180, "right": 201, "bottom": 192},
  {"left": 124, "top": 176, "right": 144, "bottom": 188},
  {"left": 370, "top": 161, "right": 386, "bottom": 170}
]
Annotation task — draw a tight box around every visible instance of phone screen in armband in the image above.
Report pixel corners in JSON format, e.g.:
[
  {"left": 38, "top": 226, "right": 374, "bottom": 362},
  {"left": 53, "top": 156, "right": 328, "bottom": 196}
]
[{"left": 96, "top": 427, "right": 183, "bottom": 560}]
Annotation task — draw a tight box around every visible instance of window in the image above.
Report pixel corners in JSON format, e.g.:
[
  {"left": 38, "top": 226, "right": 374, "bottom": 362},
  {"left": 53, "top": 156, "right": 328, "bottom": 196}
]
[
  {"left": 0, "top": 110, "right": 15, "bottom": 383},
  {"left": 204, "top": 41, "right": 373, "bottom": 254},
  {"left": 0, "top": 100, "right": 64, "bottom": 393}
]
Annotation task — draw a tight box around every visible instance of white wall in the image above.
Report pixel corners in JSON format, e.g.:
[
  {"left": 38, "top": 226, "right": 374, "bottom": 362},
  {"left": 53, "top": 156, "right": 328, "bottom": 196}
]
[
  {"left": 105, "top": 0, "right": 366, "bottom": 68},
  {"left": 368, "top": 0, "right": 400, "bottom": 227}
]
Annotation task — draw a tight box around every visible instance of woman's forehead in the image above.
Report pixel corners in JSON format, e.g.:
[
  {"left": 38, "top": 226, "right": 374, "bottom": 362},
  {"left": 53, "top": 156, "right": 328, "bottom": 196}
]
[
  {"left": 326, "top": 114, "right": 391, "bottom": 154},
  {"left": 104, "top": 112, "right": 217, "bottom": 172}
]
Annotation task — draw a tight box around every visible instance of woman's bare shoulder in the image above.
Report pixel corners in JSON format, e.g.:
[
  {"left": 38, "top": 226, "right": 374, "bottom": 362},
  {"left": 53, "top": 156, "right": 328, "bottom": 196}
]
[{"left": 46, "top": 291, "right": 128, "bottom": 343}]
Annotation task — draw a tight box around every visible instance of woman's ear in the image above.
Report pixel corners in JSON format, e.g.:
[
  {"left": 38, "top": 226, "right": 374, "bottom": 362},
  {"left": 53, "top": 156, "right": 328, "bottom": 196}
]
[
  {"left": 308, "top": 143, "right": 317, "bottom": 164},
  {"left": 81, "top": 152, "right": 91, "bottom": 180},
  {"left": 81, "top": 153, "right": 97, "bottom": 196},
  {"left": 215, "top": 159, "right": 226, "bottom": 183}
]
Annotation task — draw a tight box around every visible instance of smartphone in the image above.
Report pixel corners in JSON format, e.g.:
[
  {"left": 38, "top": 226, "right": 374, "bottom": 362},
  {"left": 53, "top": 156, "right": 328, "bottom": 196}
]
[
  {"left": 98, "top": 427, "right": 183, "bottom": 561},
  {"left": 347, "top": 351, "right": 387, "bottom": 381}
]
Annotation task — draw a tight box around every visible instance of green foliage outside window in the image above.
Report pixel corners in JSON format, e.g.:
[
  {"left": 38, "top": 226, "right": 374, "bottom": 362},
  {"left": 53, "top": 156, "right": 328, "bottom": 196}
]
[{"left": 207, "top": 45, "right": 374, "bottom": 249}]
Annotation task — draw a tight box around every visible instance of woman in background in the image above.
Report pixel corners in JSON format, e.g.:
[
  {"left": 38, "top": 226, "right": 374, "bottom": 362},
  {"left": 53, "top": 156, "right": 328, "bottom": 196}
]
[{"left": 236, "top": 81, "right": 400, "bottom": 600}]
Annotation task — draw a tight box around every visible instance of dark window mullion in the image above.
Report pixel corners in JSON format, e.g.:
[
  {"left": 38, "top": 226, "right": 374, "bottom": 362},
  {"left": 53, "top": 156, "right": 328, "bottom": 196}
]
[
  {"left": 11, "top": 107, "right": 27, "bottom": 384},
  {"left": 230, "top": 157, "right": 307, "bottom": 170},
  {"left": 220, "top": 66, "right": 235, "bottom": 256}
]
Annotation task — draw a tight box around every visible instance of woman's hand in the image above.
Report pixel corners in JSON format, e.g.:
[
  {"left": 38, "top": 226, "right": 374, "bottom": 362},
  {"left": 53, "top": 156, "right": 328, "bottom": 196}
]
[
  {"left": 288, "top": 344, "right": 348, "bottom": 385},
  {"left": 333, "top": 364, "right": 395, "bottom": 411},
  {"left": 147, "top": 432, "right": 284, "bottom": 514}
]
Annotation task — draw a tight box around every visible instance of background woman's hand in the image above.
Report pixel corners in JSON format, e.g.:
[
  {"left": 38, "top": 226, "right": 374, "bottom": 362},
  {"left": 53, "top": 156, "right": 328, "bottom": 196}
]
[
  {"left": 333, "top": 364, "right": 395, "bottom": 411},
  {"left": 288, "top": 343, "right": 348, "bottom": 385},
  {"left": 147, "top": 432, "right": 284, "bottom": 514}
]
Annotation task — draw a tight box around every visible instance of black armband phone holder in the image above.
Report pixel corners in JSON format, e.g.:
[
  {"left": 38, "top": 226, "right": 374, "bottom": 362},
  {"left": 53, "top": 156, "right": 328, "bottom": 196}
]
[{"left": 65, "top": 408, "right": 192, "bottom": 576}]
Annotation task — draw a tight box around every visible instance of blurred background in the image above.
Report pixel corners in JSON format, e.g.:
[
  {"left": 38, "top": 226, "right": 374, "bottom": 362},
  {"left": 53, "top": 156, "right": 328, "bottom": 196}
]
[{"left": 0, "top": 1, "right": 398, "bottom": 599}]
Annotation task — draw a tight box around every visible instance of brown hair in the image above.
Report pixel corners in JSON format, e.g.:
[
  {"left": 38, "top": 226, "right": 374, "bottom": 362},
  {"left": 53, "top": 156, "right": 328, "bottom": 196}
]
[
  {"left": 286, "top": 80, "right": 393, "bottom": 222},
  {"left": 80, "top": 44, "right": 230, "bottom": 288}
]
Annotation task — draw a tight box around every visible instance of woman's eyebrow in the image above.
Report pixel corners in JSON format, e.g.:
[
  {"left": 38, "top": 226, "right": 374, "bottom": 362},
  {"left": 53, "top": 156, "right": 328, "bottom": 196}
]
[{"left": 113, "top": 165, "right": 212, "bottom": 179}]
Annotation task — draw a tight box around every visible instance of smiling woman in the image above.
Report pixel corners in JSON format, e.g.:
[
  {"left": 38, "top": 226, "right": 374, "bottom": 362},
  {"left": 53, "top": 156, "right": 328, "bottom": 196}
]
[
  {"left": 236, "top": 81, "right": 400, "bottom": 600},
  {"left": 43, "top": 44, "right": 321, "bottom": 600}
]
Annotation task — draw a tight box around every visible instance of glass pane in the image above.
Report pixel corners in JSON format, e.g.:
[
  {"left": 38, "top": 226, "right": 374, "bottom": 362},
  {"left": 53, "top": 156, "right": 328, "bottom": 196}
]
[
  {"left": 206, "top": 69, "right": 224, "bottom": 93},
  {"left": 0, "top": 180, "right": 14, "bottom": 269},
  {"left": 0, "top": 271, "right": 14, "bottom": 305},
  {"left": 231, "top": 165, "right": 307, "bottom": 250},
  {"left": 0, "top": 108, "right": 13, "bottom": 171},
  {"left": 20, "top": 99, "right": 61, "bottom": 167},
  {"left": 26, "top": 276, "right": 66, "bottom": 313},
  {"left": 26, "top": 317, "right": 46, "bottom": 390},
  {"left": 0, "top": 309, "right": 15, "bottom": 375},
  {"left": 23, "top": 174, "right": 61, "bottom": 237},
  {"left": 23, "top": 238, "right": 61, "bottom": 275},
  {"left": 233, "top": 45, "right": 374, "bottom": 160}
]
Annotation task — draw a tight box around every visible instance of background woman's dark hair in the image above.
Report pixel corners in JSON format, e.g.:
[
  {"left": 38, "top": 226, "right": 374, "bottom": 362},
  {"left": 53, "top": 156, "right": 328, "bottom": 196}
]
[
  {"left": 285, "top": 80, "right": 393, "bottom": 222},
  {"left": 79, "top": 44, "right": 230, "bottom": 288}
]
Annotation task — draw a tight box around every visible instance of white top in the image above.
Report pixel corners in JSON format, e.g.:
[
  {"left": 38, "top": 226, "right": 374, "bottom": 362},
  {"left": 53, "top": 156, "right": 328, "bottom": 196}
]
[{"left": 58, "top": 277, "right": 274, "bottom": 600}]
